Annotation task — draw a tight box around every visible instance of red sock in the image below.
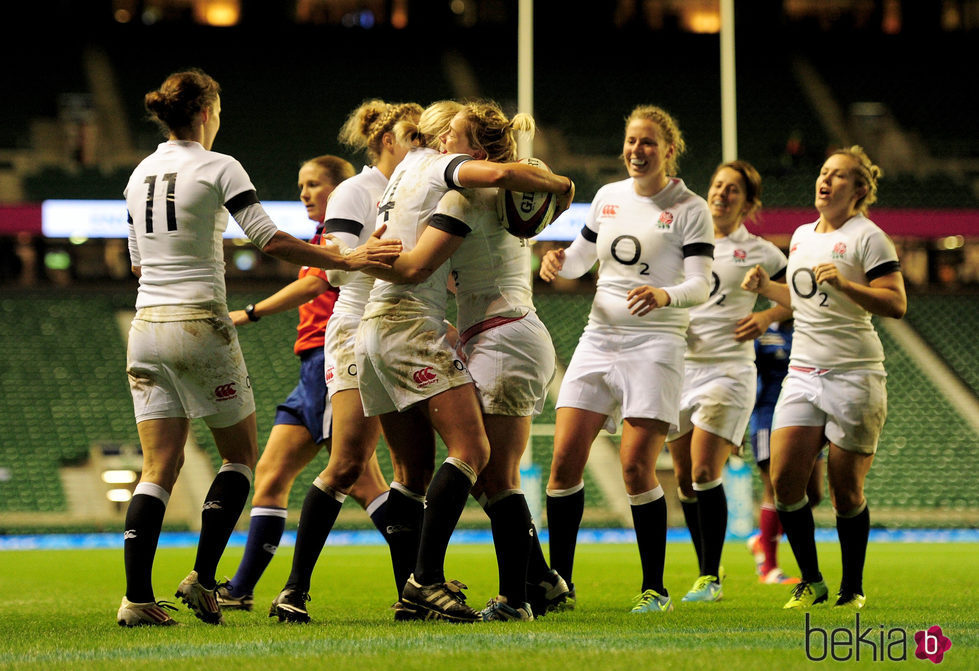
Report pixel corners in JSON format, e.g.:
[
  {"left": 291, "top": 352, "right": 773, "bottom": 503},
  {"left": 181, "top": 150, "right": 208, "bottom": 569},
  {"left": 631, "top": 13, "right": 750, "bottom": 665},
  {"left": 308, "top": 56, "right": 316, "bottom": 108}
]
[{"left": 759, "top": 505, "right": 782, "bottom": 574}]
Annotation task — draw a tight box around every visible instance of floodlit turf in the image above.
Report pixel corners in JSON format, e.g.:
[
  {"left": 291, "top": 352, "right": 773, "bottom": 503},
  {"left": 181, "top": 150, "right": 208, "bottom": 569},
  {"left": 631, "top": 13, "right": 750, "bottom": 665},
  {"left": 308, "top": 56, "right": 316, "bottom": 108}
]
[{"left": 0, "top": 541, "right": 975, "bottom": 670}]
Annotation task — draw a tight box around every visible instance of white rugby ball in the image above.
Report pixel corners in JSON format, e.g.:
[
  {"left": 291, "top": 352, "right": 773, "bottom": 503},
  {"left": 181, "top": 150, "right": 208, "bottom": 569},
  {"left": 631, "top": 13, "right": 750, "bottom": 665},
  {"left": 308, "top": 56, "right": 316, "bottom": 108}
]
[{"left": 496, "top": 157, "right": 558, "bottom": 239}]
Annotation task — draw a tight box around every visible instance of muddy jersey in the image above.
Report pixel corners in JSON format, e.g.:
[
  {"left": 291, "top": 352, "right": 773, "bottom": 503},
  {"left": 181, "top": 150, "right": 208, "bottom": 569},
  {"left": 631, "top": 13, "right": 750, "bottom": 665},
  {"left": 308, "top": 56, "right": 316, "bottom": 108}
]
[
  {"left": 322, "top": 166, "right": 389, "bottom": 319},
  {"left": 443, "top": 187, "right": 535, "bottom": 332},
  {"left": 561, "top": 177, "right": 713, "bottom": 338},
  {"left": 786, "top": 215, "right": 900, "bottom": 370},
  {"left": 362, "top": 147, "right": 473, "bottom": 320},
  {"left": 686, "top": 225, "right": 787, "bottom": 362},
  {"left": 125, "top": 140, "right": 277, "bottom": 309}
]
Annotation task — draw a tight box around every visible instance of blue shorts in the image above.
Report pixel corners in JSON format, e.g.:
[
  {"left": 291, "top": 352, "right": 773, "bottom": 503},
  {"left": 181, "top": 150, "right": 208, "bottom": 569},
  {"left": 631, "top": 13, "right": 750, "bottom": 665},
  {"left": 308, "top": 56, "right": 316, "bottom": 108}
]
[
  {"left": 749, "top": 405, "right": 775, "bottom": 464},
  {"left": 274, "top": 347, "right": 331, "bottom": 444}
]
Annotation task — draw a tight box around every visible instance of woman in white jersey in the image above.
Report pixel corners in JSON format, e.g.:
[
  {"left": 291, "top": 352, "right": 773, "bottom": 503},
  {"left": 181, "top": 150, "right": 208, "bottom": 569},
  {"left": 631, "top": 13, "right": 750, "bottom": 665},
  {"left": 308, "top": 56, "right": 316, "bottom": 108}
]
[
  {"left": 264, "top": 101, "right": 425, "bottom": 624},
  {"left": 742, "top": 146, "right": 906, "bottom": 610},
  {"left": 666, "top": 160, "right": 791, "bottom": 603},
  {"left": 356, "top": 100, "right": 574, "bottom": 622},
  {"left": 217, "top": 148, "right": 410, "bottom": 614},
  {"left": 539, "top": 105, "right": 714, "bottom": 614},
  {"left": 117, "top": 69, "right": 400, "bottom": 627},
  {"left": 361, "top": 101, "right": 570, "bottom": 621}
]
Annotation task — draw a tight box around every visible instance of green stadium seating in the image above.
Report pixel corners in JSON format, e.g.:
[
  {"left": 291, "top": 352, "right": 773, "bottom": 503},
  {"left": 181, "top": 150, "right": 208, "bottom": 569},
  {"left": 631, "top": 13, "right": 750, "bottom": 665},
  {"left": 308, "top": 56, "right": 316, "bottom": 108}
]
[{"left": 902, "top": 294, "right": 979, "bottom": 398}]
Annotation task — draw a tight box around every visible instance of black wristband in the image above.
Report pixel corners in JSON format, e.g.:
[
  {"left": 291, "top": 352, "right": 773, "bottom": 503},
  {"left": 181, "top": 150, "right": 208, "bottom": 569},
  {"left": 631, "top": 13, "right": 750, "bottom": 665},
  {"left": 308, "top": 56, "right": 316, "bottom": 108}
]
[{"left": 244, "top": 304, "right": 260, "bottom": 322}]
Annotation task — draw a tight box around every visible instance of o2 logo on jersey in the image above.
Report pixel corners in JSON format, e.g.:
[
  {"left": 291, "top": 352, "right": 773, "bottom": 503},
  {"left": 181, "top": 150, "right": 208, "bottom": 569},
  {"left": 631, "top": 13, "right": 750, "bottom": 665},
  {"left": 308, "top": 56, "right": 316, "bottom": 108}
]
[
  {"left": 833, "top": 242, "right": 847, "bottom": 259},
  {"left": 214, "top": 383, "right": 238, "bottom": 401},
  {"left": 601, "top": 204, "right": 619, "bottom": 217},
  {"left": 412, "top": 366, "right": 438, "bottom": 387},
  {"left": 709, "top": 272, "right": 721, "bottom": 297},
  {"left": 657, "top": 211, "right": 674, "bottom": 229},
  {"left": 733, "top": 248, "right": 747, "bottom": 264}
]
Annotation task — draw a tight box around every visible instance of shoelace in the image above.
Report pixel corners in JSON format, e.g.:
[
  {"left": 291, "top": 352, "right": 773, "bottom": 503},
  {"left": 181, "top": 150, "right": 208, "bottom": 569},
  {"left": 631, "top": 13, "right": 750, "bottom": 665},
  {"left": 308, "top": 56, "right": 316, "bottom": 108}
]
[
  {"left": 154, "top": 600, "right": 178, "bottom": 613},
  {"left": 632, "top": 589, "right": 658, "bottom": 607},
  {"left": 443, "top": 580, "right": 468, "bottom": 604},
  {"left": 791, "top": 582, "right": 813, "bottom": 599},
  {"left": 692, "top": 576, "right": 715, "bottom": 591}
]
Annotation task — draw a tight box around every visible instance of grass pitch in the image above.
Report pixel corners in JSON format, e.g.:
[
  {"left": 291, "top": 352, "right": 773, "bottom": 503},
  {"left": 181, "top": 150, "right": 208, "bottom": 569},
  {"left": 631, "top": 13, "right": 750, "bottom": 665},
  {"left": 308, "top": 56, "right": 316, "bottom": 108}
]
[{"left": 0, "top": 541, "right": 975, "bottom": 670}]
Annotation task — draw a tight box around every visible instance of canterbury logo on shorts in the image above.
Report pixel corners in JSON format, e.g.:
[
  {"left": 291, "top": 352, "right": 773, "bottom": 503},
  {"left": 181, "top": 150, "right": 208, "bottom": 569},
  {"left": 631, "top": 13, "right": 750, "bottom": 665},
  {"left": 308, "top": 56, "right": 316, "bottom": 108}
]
[
  {"left": 412, "top": 366, "right": 438, "bottom": 387},
  {"left": 214, "top": 382, "right": 238, "bottom": 400}
]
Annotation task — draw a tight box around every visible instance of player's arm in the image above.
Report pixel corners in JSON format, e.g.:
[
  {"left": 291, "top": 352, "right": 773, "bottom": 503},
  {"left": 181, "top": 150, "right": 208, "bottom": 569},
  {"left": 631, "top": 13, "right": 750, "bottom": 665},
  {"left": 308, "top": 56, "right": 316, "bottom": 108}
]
[
  {"left": 813, "top": 265, "right": 906, "bottom": 319},
  {"left": 540, "top": 225, "right": 598, "bottom": 282},
  {"left": 734, "top": 303, "right": 794, "bottom": 342},
  {"left": 742, "top": 264, "right": 792, "bottom": 308},
  {"left": 127, "top": 210, "right": 141, "bottom": 278},
  {"left": 229, "top": 274, "right": 330, "bottom": 326},
  {"left": 626, "top": 252, "right": 712, "bottom": 316},
  {"left": 230, "top": 199, "right": 401, "bottom": 271},
  {"left": 362, "top": 216, "right": 467, "bottom": 284},
  {"left": 455, "top": 161, "right": 575, "bottom": 214}
]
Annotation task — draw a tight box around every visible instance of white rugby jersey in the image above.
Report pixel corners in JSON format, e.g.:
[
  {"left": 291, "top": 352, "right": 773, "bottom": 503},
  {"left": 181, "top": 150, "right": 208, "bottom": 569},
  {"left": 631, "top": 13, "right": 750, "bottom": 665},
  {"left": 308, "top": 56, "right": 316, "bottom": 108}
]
[
  {"left": 322, "top": 166, "right": 389, "bottom": 318},
  {"left": 786, "top": 214, "right": 900, "bottom": 370},
  {"left": 686, "top": 225, "right": 787, "bottom": 362},
  {"left": 560, "top": 177, "right": 714, "bottom": 337},
  {"left": 125, "top": 140, "right": 276, "bottom": 309},
  {"left": 363, "top": 147, "right": 473, "bottom": 319},
  {"left": 444, "top": 187, "right": 535, "bottom": 332}
]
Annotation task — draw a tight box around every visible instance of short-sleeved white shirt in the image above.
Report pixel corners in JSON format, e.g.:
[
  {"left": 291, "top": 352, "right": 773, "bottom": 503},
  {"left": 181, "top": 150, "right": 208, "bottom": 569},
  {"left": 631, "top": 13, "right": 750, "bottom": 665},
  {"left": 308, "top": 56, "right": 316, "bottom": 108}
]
[
  {"left": 322, "top": 166, "right": 389, "bottom": 319},
  {"left": 443, "top": 187, "right": 535, "bottom": 332},
  {"left": 686, "top": 225, "right": 787, "bottom": 363},
  {"left": 785, "top": 215, "right": 900, "bottom": 370},
  {"left": 571, "top": 177, "right": 714, "bottom": 338},
  {"left": 362, "top": 147, "right": 472, "bottom": 320},
  {"left": 125, "top": 140, "right": 275, "bottom": 309}
]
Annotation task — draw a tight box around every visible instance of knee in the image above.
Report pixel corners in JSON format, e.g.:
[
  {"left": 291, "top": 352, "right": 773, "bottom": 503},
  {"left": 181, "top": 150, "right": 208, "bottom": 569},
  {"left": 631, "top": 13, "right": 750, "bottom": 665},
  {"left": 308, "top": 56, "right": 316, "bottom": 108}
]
[
  {"left": 252, "top": 465, "right": 293, "bottom": 501},
  {"left": 829, "top": 488, "right": 863, "bottom": 514},
  {"left": 691, "top": 464, "right": 716, "bottom": 485},
  {"left": 771, "top": 473, "right": 798, "bottom": 506},
  {"left": 620, "top": 461, "right": 650, "bottom": 490},
  {"left": 325, "top": 455, "right": 365, "bottom": 492},
  {"left": 549, "top": 460, "right": 583, "bottom": 491}
]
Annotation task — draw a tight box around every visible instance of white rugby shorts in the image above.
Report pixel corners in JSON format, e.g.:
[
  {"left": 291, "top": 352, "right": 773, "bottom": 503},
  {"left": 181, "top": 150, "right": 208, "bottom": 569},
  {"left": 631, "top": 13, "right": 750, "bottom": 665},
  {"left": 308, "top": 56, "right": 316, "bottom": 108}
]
[
  {"left": 772, "top": 366, "right": 887, "bottom": 454},
  {"left": 126, "top": 306, "right": 255, "bottom": 428},
  {"left": 668, "top": 360, "right": 756, "bottom": 445},
  {"left": 324, "top": 313, "right": 361, "bottom": 397},
  {"left": 556, "top": 329, "right": 684, "bottom": 434},
  {"left": 461, "top": 312, "right": 555, "bottom": 417},
  {"left": 356, "top": 313, "right": 473, "bottom": 416}
]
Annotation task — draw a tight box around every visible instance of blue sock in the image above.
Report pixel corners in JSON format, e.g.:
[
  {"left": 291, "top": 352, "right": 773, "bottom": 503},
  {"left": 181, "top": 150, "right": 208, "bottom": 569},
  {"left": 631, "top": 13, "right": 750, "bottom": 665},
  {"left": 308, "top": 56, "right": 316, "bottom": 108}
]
[{"left": 227, "top": 506, "right": 286, "bottom": 598}]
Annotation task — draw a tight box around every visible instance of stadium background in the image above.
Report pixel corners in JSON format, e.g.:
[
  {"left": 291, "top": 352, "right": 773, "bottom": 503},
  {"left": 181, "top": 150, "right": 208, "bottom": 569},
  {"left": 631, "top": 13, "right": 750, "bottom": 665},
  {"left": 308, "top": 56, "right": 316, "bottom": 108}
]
[{"left": 1, "top": 0, "right": 978, "bottom": 538}]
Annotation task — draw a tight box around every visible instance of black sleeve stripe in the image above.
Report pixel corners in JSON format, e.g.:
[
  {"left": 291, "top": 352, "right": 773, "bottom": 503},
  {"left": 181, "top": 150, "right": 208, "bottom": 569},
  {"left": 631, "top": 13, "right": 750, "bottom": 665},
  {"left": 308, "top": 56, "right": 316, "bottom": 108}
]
[
  {"left": 323, "top": 218, "right": 364, "bottom": 236},
  {"left": 225, "top": 190, "right": 260, "bottom": 216},
  {"left": 430, "top": 213, "right": 471, "bottom": 237},
  {"left": 683, "top": 242, "right": 714, "bottom": 258},
  {"left": 771, "top": 267, "right": 787, "bottom": 282},
  {"left": 443, "top": 155, "right": 473, "bottom": 190},
  {"left": 866, "top": 260, "right": 901, "bottom": 280},
  {"left": 580, "top": 225, "right": 598, "bottom": 243}
]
